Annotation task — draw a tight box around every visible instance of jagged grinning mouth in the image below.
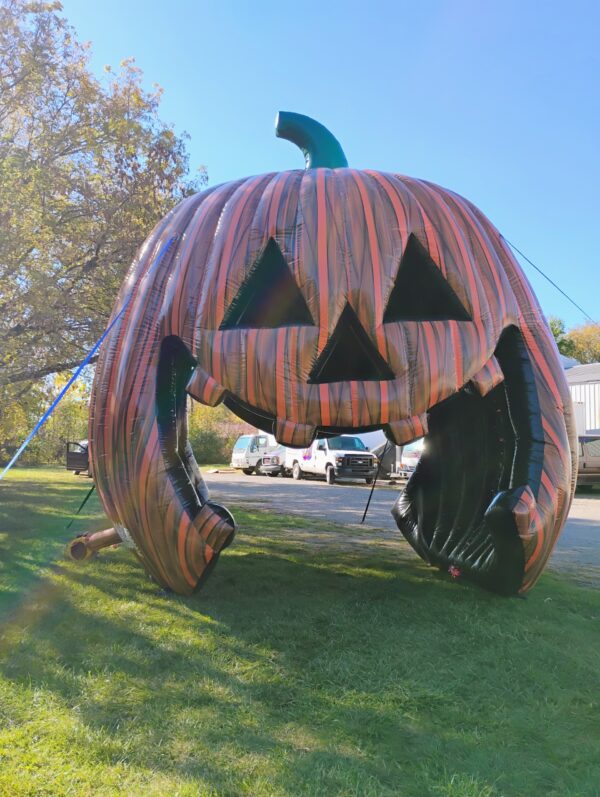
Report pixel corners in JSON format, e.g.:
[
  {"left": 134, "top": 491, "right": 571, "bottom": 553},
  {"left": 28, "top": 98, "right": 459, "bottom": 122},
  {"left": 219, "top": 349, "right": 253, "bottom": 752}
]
[
  {"left": 218, "top": 328, "right": 540, "bottom": 457},
  {"left": 157, "top": 325, "right": 543, "bottom": 595}
]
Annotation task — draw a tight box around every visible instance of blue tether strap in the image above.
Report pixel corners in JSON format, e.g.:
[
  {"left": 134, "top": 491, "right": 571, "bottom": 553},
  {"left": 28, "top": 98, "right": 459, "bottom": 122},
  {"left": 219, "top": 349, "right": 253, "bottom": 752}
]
[{"left": 0, "top": 237, "right": 175, "bottom": 481}]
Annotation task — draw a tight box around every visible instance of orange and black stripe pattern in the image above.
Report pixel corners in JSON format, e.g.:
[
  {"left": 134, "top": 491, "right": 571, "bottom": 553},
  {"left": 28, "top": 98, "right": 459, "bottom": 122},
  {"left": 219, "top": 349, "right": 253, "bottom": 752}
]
[{"left": 90, "top": 167, "right": 576, "bottom": 595}]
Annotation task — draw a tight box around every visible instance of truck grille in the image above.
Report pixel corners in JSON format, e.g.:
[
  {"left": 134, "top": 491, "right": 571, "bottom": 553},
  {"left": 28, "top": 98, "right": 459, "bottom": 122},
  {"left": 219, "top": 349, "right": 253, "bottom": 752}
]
[{"left": 345, "top": 456, "right": 373, "bottom": 467}]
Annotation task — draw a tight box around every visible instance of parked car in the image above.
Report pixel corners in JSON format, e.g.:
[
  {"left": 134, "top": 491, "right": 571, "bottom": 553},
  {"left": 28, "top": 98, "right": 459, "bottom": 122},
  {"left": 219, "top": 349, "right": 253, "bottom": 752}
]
[
  {"left": 258, "top": 446, "right": 285, "bottom": 477},
  {"left": 397, "top": 437, "right": 425, "bottom": 479},
  {"left": 283, "top": 435, "right": 378, "bottom": 484},
  {"left": 230, "top": 433, "right": 282, "bottom": 475},
  {"left": 577, "top": 434, "right": 600, "bottom": 489},
  {"left": 66, "top": 440, "right": 91, "bottom": 476}
]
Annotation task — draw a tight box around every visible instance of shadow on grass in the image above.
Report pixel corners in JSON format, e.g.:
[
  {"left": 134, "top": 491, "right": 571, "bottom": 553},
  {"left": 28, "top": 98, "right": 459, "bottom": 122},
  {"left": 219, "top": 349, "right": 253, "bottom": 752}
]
[
  {"left": 0, "top": 469, "right": 107, "bottom": 617},
  {"left": 1, "top": 520, "right": 600, "bottom": 796},
  {"left": 1, "top": 471, "right": 599, "bottom": 795}
]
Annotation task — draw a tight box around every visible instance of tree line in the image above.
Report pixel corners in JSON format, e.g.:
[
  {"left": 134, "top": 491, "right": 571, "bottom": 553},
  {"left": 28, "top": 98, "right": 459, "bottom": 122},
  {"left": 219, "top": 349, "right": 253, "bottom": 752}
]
[
  {"left": 548, "top": 318, "right": 600, "bottom": 365},
  {"left": 0, "top": 0, "right": 209, "bottom": 463},
  {"left": 0, "top": 1, "right": 597, "bottom": 466}
]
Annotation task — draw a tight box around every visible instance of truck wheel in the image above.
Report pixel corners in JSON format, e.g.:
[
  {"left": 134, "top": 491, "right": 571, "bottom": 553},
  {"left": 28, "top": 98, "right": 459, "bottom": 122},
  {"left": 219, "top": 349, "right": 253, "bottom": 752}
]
[
  {"left": 292, "top": 462, "right": 303, "bottom": 480},
  {"left": 365, "top": 477, "right": 373, "bottom": 485},
  {"left": 242, "top": 468, "right": 254, "bottom": 475},
  {"left": 255, "top": 459, "right": 264, "bottom": 475},
  {"left": 326, "top": 466, "right": 335, "bottom": 485}
]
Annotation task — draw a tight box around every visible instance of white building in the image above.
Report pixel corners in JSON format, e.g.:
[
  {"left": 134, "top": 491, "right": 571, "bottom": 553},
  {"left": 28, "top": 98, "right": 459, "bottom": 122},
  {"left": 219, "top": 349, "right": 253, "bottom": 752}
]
[{"left": 564, "top": 362, "right": 600, "bottom": 434}]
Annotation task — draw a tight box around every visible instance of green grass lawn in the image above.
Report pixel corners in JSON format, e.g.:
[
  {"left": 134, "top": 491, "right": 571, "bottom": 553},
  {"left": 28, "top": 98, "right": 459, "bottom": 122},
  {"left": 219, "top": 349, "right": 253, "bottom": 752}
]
[{"left": 0, "top": 467, "right": 599, "bottom": 796}]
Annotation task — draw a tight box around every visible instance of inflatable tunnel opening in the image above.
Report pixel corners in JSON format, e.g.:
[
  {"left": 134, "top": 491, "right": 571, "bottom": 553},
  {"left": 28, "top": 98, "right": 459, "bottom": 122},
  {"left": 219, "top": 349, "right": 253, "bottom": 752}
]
[
  {"left": 393, "top": 325, "right": 543, "bottom": 595},
  {"left": 156, "top": 335, "right": 208, "bottom": 518}
]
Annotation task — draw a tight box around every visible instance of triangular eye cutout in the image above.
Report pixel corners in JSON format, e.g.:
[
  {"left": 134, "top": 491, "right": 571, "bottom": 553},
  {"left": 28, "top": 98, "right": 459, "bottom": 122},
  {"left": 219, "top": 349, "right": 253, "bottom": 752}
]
[
  {"left": 308, "top": 303, "right": 395, "bottom": 383},
  {"left": 383, "top": 234, "right": 472, "bottom": 322},
  {"left": 220, "top": 238, "right": 314, "bottom": 329}
]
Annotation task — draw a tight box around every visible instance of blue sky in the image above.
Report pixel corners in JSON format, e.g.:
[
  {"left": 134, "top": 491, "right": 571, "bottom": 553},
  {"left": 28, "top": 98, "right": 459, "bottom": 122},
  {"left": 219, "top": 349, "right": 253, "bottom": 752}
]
[{"left": 62, "top": 0, "right": 599, "bottom": 328}]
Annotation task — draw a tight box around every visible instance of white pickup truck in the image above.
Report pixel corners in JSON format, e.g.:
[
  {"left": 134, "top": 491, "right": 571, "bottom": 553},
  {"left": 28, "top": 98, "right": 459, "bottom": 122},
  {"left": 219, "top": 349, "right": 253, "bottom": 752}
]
[{"left": 283, "top": 435, "right": 378, "bottom": 484}]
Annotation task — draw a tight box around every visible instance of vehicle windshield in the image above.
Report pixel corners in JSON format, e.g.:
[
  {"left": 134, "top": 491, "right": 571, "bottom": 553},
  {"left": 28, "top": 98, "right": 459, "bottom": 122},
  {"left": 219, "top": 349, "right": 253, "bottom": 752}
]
[
  {"left": 403, "top": 438, "right": 425, "bottom": 455},
  {"left": 325, "top": 436, "right": 367, "bottom": 451},
  {"left": 581, "top": 437, "right": 600, "bottom": 457},
  {"left": 233, "top": 436, "right": 251, "bottom": 450}
]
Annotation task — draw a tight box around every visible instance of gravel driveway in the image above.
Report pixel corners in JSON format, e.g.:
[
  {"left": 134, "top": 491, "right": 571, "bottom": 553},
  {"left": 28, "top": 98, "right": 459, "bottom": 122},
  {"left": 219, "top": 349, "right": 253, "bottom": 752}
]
[{"left": 204, "top": 471, "right": 600, "bottom": 578}]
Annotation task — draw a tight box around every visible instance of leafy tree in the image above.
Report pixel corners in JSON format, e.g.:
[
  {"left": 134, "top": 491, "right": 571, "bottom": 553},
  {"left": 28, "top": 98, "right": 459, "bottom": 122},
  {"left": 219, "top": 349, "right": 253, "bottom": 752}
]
[
  {"left": 563, "top": 322, "right": 600, "bottom": 365},
  {"left": 0, "top": 382, "right": 43, "bottom": 462},
  {"left": 0, "top": 0, "right": 205, "bottom": 389},
  {"left": 0, "top": 372, "right": 90, "bottom": 464},
  {"left": 188, "top": 402, "right": 252, "bottom": 465},
  {"left": 548, "top": 316, "right": 576, "bottom": 358}
]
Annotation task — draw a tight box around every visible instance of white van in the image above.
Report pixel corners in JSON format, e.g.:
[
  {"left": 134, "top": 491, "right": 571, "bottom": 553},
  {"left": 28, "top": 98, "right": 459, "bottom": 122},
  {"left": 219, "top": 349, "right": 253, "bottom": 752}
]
[
  {"left": 230, "top": 433, "right": 282, "bottom": 476},
  {"left": 577, "top": 434, "right": 600, "bottom": 489},
  {"left": 283, "top": 435, "right": 378, "bottom": 484},
  {"left": 397, "top": 437, "right": 425, "bottom": 479}
]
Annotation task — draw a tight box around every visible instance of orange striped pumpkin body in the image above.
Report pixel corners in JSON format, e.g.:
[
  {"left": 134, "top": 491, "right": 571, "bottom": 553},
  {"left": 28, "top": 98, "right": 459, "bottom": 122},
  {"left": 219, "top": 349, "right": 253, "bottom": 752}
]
[{"left": 90, "top": 166, "right": 576, "bottom": 595}]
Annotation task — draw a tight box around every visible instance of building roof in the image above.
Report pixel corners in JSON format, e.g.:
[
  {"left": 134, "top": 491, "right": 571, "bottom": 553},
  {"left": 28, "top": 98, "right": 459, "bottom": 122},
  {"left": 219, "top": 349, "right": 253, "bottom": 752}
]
[
  {"left": 560, "top": 354, "right": 580, "bottom": 369},
  {"left": 564, "top": 362, "right": 600, "bottom": 385}
]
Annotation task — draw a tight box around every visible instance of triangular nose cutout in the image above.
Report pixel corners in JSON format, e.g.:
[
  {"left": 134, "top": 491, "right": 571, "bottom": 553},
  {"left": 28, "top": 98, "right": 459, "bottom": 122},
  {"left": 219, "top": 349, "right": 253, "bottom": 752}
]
[
  {"left": 383, "top": 234, "right": 472, "bottom": 322},
  {"left": 308, "top": 304, "right": 395, "bottom": 384},
  {"left": 220, "top": 238, "right": 314, "bottom": 329}
]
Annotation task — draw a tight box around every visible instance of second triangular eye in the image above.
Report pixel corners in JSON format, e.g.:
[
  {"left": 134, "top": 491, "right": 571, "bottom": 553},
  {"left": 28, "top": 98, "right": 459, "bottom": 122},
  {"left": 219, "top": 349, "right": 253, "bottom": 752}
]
[
  {"left": 383, "top": 234, "right": 472, "bottom": 322},
  {"left": 220, "top": 238, "right": 314, "bottom": 329}
]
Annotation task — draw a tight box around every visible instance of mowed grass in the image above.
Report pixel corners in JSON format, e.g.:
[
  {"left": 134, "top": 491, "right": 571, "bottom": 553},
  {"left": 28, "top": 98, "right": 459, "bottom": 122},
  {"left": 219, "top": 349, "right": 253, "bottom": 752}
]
[{"left": 0, "top": 468, "right": 599, "bottom": 797}]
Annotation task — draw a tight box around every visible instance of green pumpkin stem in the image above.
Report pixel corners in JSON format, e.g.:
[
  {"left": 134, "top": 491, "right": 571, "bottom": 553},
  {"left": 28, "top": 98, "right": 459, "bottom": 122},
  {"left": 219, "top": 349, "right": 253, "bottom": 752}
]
[{"left": 275, "top": 111, "right": 348, "bottom": 169}]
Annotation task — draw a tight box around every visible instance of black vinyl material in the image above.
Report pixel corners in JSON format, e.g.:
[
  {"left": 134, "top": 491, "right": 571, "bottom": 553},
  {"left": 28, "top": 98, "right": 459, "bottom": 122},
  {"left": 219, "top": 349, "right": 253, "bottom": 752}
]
[
  {"left": 156, "top": 336, "right": 208, "bottom": 517},
  {"left": 392, "top": 327, "right": 542, "bottom": 595}
]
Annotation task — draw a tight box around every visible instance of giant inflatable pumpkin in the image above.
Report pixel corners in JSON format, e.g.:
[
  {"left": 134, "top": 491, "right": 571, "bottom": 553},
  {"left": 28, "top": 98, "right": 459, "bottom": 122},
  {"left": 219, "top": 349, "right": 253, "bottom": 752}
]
[{"left": 89, "top": 112, "right": 576, "bottom": 596}]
